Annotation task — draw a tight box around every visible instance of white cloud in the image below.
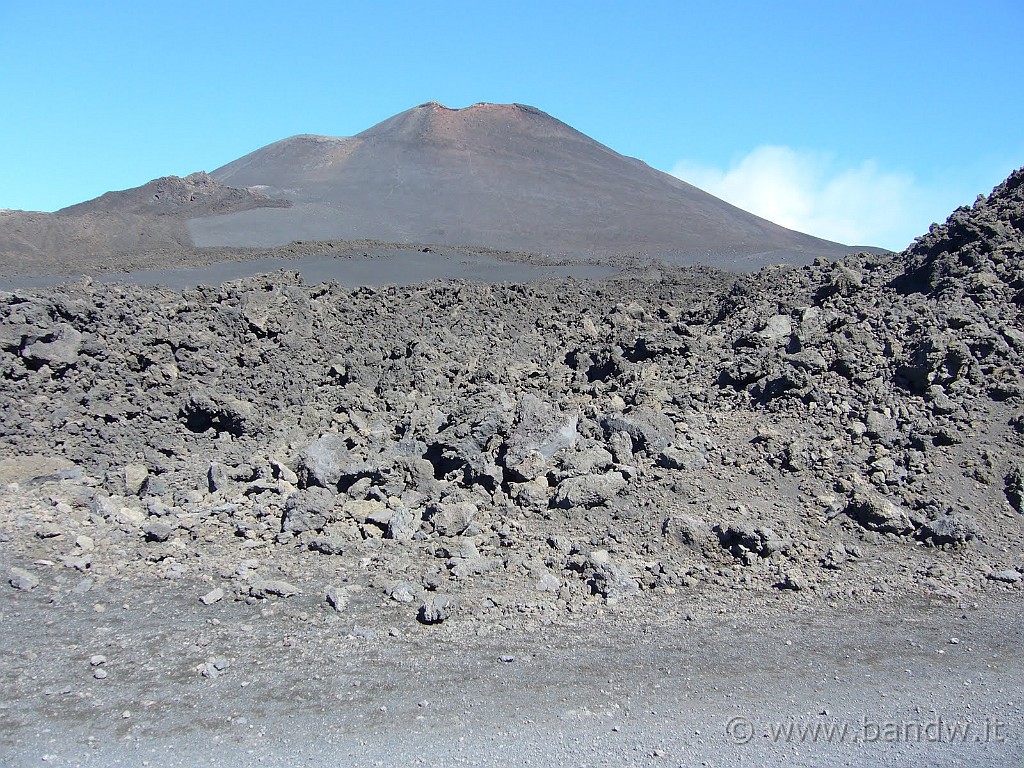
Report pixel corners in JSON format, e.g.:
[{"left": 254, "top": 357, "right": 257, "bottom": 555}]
[{"left": 671, "top": 146, "right": 941, "bottom": 251}]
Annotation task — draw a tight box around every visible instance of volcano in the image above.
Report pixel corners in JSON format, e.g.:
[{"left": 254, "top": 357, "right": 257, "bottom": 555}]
[
  {"left": 194, "top": 101, "right": 861, "bottom": 266},
  {"left": 1, "top": 102, "right": 871, "bottom": 276}
]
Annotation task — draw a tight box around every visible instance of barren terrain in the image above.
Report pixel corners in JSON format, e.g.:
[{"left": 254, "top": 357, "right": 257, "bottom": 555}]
[{"left": 1, "top": 168, "right": 1022, "bottom": 765}]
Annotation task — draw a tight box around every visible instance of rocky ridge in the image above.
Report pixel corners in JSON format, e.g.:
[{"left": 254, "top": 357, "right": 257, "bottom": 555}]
[
  {"left": 1, "top": 169, "right": 1023, "bottom": 631},
  {"left": 0, "top": 172, "right": 287, "bottom": 274}
]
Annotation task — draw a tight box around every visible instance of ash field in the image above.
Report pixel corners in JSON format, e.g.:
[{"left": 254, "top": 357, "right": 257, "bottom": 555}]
[{"left": 1, "top": 103, "right": 1022, "bottom": 767}]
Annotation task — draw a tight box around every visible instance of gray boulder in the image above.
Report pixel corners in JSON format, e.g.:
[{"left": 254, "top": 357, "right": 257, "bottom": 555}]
[
  {"left": 557, "top": 445, "right": 614, "bottom": 477},
  {"left": 142, "top": 519, "right": 175, "bottom": 542},
  {"left": 552, "top": 472, "right": 626, "bottom": 509},
  {"left": 208, "top": 461, "right": 230, "bottom": 493},
  {"left": 386, "top": 506, "right": 419, "bottom": 541},
  {"left": 715, "top": 521, "right": 782, "bottom": 559},
  {"left": 865, "top": 411, "right": 899, "bottom": 445},
  {"left": 123, "top": 464, "right": 149, "bottom": 496},
  {"left": 987, "top": 569, "right": 1022, "bottom": 584},
  {"left": 606, "top": 430, "right": 634, "bottom": 464},
  {"left": 503, "top": 395, "right": 579, "bottom": 481},
  {"left": 391, "top": 455, "right": 437, "bottom": 493},
  {"left": 181, "top": 389, "right": 259, "bottom": 437},
  {"left": 657, "top": 445, "right": 707, "bottom": 471},
  {"left": 282, "top": 487, "right": 339, "bottom": 534},
  {"left": 917, "top": 515, "right": 980, "bottom": 547},
  {"left": 509, "top": 477, "right": 550, "bottom": 509},
  {"left": 758, "top": 314, "right": 793, "bottom": 344},
  {"left": 418, "top": 594, "right": 457, "bottom": 624},
  {"left": 21, "top": 324, "right": 82, "bottom": 368},
  {"left": 299, "top": 434, "right": 365, "bottom": 489},
  {"left": 663, "top": 514, "right": 713, "bottom": 550},
  {"left": 585, "top": 550, "right": 640, "bottom": 601},
  {"left": 601, "top": 408, "right": 676, "bottom": 454},
  {"left": 423, "top": 501, "right": 478, "bottom": 537},
  {"left": 785, "top": 349, "right": 828, "bottom": 372},
  {"left": 845, "top": 481, "right": 920, "bottom": 535},
  {"left": 308, "top": 535, "right": 348, "bottom": 555}
]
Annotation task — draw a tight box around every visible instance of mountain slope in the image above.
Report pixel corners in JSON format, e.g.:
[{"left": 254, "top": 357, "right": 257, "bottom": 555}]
[
  {"left": 0, "top": 173, "right": 286, "bottom": 275},
  {"left": 193, "top": 101, "right": 859, "bottom": 267}
]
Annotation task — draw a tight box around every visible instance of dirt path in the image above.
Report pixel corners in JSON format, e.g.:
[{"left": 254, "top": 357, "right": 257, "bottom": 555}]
[{"left": 2, "top": 564, "right": 1020, "bottom": 767}]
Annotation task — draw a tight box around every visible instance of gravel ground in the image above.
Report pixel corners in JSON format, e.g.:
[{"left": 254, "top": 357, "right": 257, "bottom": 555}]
[{"left": 2, "top": 561, "right": 1021, "bottom": 767}]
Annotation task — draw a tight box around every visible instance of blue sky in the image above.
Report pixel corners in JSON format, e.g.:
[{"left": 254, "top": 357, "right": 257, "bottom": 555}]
[{"left": 2, "top": 1, "right": 1022, "bottom": 250}]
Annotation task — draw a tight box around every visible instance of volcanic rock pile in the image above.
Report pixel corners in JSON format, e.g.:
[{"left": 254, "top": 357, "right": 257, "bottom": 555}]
[{"left": 2, "top": 170, "right": 1022, "bottom": 628}]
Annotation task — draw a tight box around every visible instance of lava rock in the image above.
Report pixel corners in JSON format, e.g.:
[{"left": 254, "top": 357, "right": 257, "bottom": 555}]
[
  {"left": 282, "top": 487, "right": 339, "bottom": 534},
  {"left": 422, "top": 501, "right": 478, "bottom": 537},
  {"left": 917, "top": 515, "right": 980, "bottom": 547},
  {"left": 845, "top": 481, "right": 919, "bottom": 535},
  {"left": 657, "top": 446, "right": 707, "bottom": 471},
  {"left": 601, "top": 408, "right": 676, "bottom": 454},
  {"left": 552, "top": 472, "right": 627, "bottom": 509},
  {"left": 8, "top": 567, "right": 40, "bottom": 591},
  {"left": 1006, "top": 465, "right": 1024, "bottom": 513},
  {"left": 199, "top": 588, "right": 224, "bottom": 605},
  {"left": 715, "top": 521, "right": 782, "bottom": 560},
  {"left": 418, "top": 594, "right": 457, "bottom": 624},
  {"left": 123, "top": 464, "right": 149, "bottom": 496},
  {"left": 21, "top": 324, "right": 82, "bottom": 368},
  {"left": 249, "top": 579, "right": 299, "bottom": 599},
  {"left": 503, "top": 395, "right": 579, "bottom": 481},
  {"left": 987, "top": 569, "right": 1022, "bottom": 584},
  {"left": 142, "top": 519, "right": 174, "bottom": 542},
  {"left": 299, "top": 433, "right": 365, "bottom": 489}
]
